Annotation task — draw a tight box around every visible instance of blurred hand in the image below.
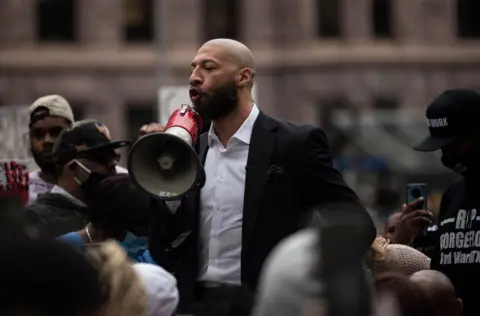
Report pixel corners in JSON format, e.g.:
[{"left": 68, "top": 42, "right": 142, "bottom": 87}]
[
  {"left": 390, "top": 198, "right": 434, "bottom": 245},
  {"left": 139, "top": 123, "right": 165, "bottom": 136}
]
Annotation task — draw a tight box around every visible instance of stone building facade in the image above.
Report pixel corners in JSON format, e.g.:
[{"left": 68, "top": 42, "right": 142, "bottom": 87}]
[{"left": 0, "top": 0, "right": 479, "bottom": 179}]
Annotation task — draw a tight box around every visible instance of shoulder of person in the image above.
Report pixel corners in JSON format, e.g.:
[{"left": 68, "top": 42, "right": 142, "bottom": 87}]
[
  {"left": 441, "top": 176, "right": 465, "bottom": 203},
  {"left": 262, "top": 114, "right": 325, "bottom": 144},
  {"left": 31, "top": 193, "right": 82, "bottom": 215}
]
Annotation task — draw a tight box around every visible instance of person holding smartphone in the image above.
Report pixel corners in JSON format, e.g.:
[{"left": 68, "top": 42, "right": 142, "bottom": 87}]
[
  {"left": 24, "top": 119, "right": 130, "bottom": 240},
  {"left": 407, "top": 89, "right": 480, "bottom": 316}
]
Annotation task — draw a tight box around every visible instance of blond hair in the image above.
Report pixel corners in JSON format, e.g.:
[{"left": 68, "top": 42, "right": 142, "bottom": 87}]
[
  {"left": 364, "top": 236, "right": 389, "bottom": 272},
  {"left": 85, "top": 241, "right": 148, "bottom": 316}
]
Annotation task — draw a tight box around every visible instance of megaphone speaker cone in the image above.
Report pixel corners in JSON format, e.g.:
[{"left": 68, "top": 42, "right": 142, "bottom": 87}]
[{"left": 127, "top": 132, "right": 203, "bottom": 200}]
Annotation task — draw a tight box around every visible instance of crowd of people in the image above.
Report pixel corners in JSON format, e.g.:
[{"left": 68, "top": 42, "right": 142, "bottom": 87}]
[{"left": 1, "top": 38, "right": 480, "bottom": 316}]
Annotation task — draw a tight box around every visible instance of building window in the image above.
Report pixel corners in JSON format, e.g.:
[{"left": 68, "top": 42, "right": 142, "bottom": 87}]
[
  {"left": 318, "top": 98, "right": 350, "bottom": 155},
  {"left": 123, "top": 0, "right": 154, "bottom": 42},
  {"left": 37, "top": 0, "right": 76, "bottom": 42},
  {"left": 457, "top": 0, "right": 480, "bottom": 38},
  {"left": 316, "top": 0, "right": 342, "bottom": 38},
  {"left": 203, "top": 0, "right": 240, "bottom": 40},
  {"left": 372, "top": 0, "right": 393, "bottom": 38},
  {"left": 125, "top": 102, "right": 157, "bottom": 148}
]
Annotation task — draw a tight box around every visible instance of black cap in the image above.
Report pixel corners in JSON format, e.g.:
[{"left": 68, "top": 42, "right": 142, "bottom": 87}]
[
  {"left": 413, "top": 89, "right": 480, "bottom": 152},
  {"left": 53, "top": 119, "right": 131, "bottom": 164}
]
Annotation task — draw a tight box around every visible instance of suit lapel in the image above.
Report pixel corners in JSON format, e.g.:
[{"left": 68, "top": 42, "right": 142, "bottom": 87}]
[{"left": 242, "top": 112, "right": 278, "bottom": 250}]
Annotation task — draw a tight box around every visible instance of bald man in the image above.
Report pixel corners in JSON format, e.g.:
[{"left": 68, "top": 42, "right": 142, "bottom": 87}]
[
  {"left": 410, "top": 270, "right": 462, "bottom": 316},
  {"left": 142, "top": 39, "right": 375, "bottom": 313}
]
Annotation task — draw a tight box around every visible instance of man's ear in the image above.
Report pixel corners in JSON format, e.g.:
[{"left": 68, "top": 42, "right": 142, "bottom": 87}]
[{"left": 237, "top": 68, "right": 254, "bottom": 87}]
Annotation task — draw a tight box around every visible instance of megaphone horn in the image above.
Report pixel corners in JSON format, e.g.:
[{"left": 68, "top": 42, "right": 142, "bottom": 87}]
[{"left": 128, "top": 105, "right": 206, "bottom": 200}]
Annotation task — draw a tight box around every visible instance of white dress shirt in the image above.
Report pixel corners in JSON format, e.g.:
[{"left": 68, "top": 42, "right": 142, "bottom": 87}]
[{"left": 198, "top": 104, "right": 260, "bottom": 284}]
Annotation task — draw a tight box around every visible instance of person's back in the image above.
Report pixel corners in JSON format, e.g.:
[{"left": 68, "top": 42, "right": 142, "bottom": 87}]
[{"left": 25, "top": 192, "right": 89, "bottom": 240}]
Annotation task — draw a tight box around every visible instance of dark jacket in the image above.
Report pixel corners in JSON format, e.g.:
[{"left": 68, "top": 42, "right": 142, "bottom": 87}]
[
  {"left": 24, "top": 193, "right": 89, "bottom": 240},
  {"left": 149, "top": 112, "right": 376, "bottom": 313}
]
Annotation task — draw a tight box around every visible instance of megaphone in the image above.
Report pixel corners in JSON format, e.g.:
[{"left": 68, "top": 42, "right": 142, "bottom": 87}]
[{"left": 128, "top": 105, "right": 205, "bottom": 200}]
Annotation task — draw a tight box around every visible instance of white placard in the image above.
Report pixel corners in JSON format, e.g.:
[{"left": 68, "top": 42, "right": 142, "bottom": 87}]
[
  {"left": 0, "top": 105, "right": 31, "bottom": 160},
  {"left": 157, "top": 85, "right": 258, "bottom": 124}
]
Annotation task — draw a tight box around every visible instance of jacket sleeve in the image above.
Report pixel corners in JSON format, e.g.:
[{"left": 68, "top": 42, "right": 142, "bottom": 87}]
[
  {"left": 23, "top": 205, "right": 45, "bottom": 239},
  {"left": 300, "top": 127, "right": 376, "bottom": 250},
  {"left": 23, "top": 204, "right": 63, "bottom": 240}
]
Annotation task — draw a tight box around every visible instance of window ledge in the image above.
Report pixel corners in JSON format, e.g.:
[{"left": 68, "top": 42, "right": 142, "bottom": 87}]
[{"left": 1, "top": 43, "right": 480, "bottom": 70}]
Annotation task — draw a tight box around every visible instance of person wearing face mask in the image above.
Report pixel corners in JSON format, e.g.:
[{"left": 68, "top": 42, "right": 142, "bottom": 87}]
[
  {"left": 412, "top": 88, "right": 480, "bottom": 316},
  {"left": 27, "top": 95, "right": 129, "bottom": 205},
  {"left": 24, "top": 119, "right": 130, "bottom": 240}
]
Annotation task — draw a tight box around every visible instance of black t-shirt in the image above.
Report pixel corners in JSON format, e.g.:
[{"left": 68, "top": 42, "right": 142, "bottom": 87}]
[{"left": 431, "top": 176, "right": 480, "bottom": 316}]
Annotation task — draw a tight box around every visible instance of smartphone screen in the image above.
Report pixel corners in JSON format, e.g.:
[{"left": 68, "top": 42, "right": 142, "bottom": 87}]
[{"left": 407, "top": 183, "right": 428, "bottom": 210}]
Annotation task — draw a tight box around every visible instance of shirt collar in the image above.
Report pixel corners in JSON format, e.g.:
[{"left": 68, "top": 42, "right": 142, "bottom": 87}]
[
  {"left": 51, "top": 185, "right": 87, "bottom": 207},
  {"left": 208, "top": 103, "right": 260, "bottom": 147}
]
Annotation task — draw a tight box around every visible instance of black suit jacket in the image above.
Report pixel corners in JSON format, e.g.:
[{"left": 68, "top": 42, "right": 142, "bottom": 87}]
[{"left": 149, "top": 112, "right": 375, "bottom": 313}]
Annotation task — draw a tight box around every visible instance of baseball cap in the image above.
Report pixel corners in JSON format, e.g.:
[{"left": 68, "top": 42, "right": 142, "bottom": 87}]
[
  {"left": 53, "top": 119, "right": 131, "bottom": 165},
  {"left": 29, "top": 95, "right": 75, "bottom": 126},
  {"left": 414, "top": 88, "right": 480, "bottom": 152}
]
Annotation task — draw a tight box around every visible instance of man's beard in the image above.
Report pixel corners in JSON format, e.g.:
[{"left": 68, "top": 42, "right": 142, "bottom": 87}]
[
  {"left": 31, "top": 148, "right": 56, "bottom": 174},
  {"left": 193, "top": 81, "right": 238, "bottom": 121}
]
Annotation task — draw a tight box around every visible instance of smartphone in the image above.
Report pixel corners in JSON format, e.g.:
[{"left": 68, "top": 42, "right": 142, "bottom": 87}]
[{"left": 407, "top": 183, "right": 428, "bottom": 210}]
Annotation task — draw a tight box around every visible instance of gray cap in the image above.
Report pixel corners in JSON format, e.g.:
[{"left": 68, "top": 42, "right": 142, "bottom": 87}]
[{"left": 29, "top": 94, "right": 75, "bottom": 125}]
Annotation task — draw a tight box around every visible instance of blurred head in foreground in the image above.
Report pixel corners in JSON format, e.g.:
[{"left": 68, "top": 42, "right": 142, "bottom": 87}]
[
  {"left": 133, "top": 263, "right": 180, "bottom": 316},
  {"left": 0, "top": 237, "right": 105, "bottom": 316},
  {"left": 85, "top": 241, "right": 148, "bottom": 316},
  {"left": 410, "top": 270, "right": 462, "bottom": 316},
  {"left": 374, "top": 272, "right": 433, "bottom": 316}
]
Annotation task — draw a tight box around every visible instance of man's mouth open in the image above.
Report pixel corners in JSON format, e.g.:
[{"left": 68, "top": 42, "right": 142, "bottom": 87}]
[{"left": 189, "top": 88, "right": 201, "bottom": 103}]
